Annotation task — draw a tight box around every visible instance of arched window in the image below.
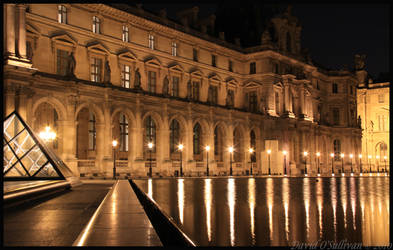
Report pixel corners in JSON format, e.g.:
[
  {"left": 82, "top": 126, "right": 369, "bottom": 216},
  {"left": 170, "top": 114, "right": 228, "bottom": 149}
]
[
  {"left": 286, "top": 32, "right": 291, "bottom": 52},
  {"left": 88, "top": 112, "right": 96, "bottom": 151},
  {"left": 193, "top": 123, "right": 201, "bottom": 155},
  {"left": 145, "top": 116, "right": 156, "bottom": 153},
  {"left": 170, "top": 119, "right": 180, "bottom": 153},
  {"left": 119, "top": 114, "right": 128, "bottom": 152},
  {"left": 333, "top": 139, "right": 341, "bottom": 161},
  {"left": 250, "top": 130, "right": 256, "bottom": 162}
]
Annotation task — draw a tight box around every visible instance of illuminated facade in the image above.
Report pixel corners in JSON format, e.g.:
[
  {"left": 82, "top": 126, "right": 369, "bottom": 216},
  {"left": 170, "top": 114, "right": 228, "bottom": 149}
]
[{"left": 3, "top": 4, "right": 362, "bottom": 177}]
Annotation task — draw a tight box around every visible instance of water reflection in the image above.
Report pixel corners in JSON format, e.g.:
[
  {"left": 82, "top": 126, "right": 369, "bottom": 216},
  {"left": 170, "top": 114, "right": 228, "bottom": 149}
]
[{"left": 135, "top": 177, "right": 389, "bottom": 247}]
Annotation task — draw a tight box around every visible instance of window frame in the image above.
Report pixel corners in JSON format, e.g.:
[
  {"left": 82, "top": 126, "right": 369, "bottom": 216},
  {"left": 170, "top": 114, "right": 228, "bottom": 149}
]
[
  {"left": 193, "top": 48, "right": 198, "bottom": 62},
  {"left": 119, "top": 114, "right": 129, "bottom": 152},
  {"left": 122, "top": 25, "right": 129, "bottom": 42},
  {"left": 193, "top": 123, "right": 201, "bottom": 155},
  {"left": 249, "top": 91, "right": 258, "bottom": 112},
  {"left": 58, "top": 5, "right": 67, "bottom": 24},
  {"left": 88, "top": 112, "right": 96, "bottom": 151},
  {"left": 171, "top": 42, "right": 177, "bottom": 56},
  {"left": 332, "top": 83, "right": 338, "bottom": 94},
  {"left": 148, "top": 70, "right": 157, "bottom": 93},
  {"left": 92, "top": 16, "right": 100, "bottom": 34},
  {"left": 148, "top": 34, "right": 155, "bottom": 50},
  {"left": 250, "top": 62, "right": 256, "bottom": 74},
  {"left": 121, "top": 64, "right": 131, "bottom": 88}
]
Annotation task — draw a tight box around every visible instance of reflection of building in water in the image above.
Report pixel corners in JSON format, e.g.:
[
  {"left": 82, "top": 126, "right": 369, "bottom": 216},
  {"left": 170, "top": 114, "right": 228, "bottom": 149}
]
[
  {"left": 3, "top": 4, "right": 363, "bottom": 178},
  {"left": 357, "top": 71, "right": 390, "bottom": 172}
]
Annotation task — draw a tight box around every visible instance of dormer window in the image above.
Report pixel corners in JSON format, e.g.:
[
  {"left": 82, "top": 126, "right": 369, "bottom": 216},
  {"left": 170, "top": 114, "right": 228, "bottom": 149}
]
[
  {"left": 58, "top": 5, "right": 67, "bottom": 24},
  {"left": 92, "top": 16, "right": 100, "bottom": 34}
]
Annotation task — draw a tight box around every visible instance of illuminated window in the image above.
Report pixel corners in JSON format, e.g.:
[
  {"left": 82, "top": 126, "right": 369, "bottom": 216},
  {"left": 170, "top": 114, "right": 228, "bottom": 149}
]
[
  {"left": 92, "top": 16, "right": 100, "bottom": 34},
  {"left": 171, "top": 42, "right": 177, "bottom": 56},
  {"left": 148, "top": 71, "right": 156, "bottom": 93},
  {"left": 119, "top": 114, "right": 128, "bottom": 152},
  {"left": 88, "top": 112, "right": 96, "bottom": 151},
  {"left": 90, "top": 57, "right": 102, "bottom": 82},
  {"left": 122, "top": 25, "right": 129, "bottom": 42},
  {"left": 121, "top": 64, "right": 131, "bottom": 88},
  {"left": 58, "top": 5, "right": 67, "bottom": 24},
  {"left": 148, "top": 34, "right": 154, "bottom": 49}
]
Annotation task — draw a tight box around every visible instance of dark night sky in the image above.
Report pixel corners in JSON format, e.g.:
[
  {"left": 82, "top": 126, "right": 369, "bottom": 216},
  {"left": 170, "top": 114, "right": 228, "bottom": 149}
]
[{"left": 142, "top": 3, "right": 389, "bottom": 79}]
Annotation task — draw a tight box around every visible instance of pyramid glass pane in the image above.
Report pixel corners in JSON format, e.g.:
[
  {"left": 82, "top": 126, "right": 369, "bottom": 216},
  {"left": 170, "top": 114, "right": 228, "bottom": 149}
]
[
  {"left": 34, "top": 163, "right": 60, "bottom": 177},
  {"left": 3, "top": 144, "right": 18, "bottom": 173},
  {"left": 9, "top": 129, "right": 36, "bottom": 158},
  {"left": 20, "top": 145, "right": 48, "bottom": 176},
  {"left": 5, "top": 162, "right": 29, "bottom": 177},
  {"left": 4, "top": 114, "right": 24, "bottom": 142}
]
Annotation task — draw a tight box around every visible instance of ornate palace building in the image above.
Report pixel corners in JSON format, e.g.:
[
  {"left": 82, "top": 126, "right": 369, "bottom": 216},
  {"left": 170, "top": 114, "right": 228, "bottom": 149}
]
[{"left": 3, "top": 4, "right": 363, "bottom": 178}]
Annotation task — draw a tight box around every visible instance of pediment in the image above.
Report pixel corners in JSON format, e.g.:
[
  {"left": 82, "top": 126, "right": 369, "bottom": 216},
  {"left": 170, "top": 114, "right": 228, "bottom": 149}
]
[
  {"left": 274, "top": 81, "right": 284, "bottom": 88},
  {"left": 190, "top": 68, "right": 203, "bottom": 77},
  {"left": 244, "top": 81, "right": 262, "bottom": 88},
  {"left": 144, "top": 56, "right": 161, "bottom": 66},
  {"left": 208, "top": 73, "right": 221, "bottom": 82},
  {"left": 168, "top": 63, "right": 184, "bottom": 72},
  {"left": 117, "top": 50, "right": 137, "bottom": 61},
  {"left": 51, "top": 33, "right": 77, "bottom": 46},
  {"left": 86, "top": 42, "right": 110, "bottom": 54}
]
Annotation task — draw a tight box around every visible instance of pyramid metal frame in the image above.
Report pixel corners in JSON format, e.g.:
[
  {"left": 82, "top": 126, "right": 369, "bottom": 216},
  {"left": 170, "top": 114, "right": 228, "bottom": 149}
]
[{"left": 3, "top": 111, "right": 69, "bottom": 181}]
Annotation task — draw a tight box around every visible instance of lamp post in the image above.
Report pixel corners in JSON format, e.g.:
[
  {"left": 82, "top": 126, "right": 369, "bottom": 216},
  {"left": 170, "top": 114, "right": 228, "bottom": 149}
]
[
  {"left": 112, "top": 140, "right": 118, "bottom": 180},
  {"left": 368, "top": 155, "right": 372, "bottom": 173},
  {"left": 283, "top": 150, "right": 287, "bottom": 176},
  {"left": 178, "top": 144, "right": 183, "bottom": 177},
  {"left": 376, "top": 155, "right": 380, "bottom": 173},
  {"left": 359, "top": 154, "right": 363, "bottom": 175},
  {"left": 341, "top": 153, "right": 345, "bottom": 176},
  {"left": 148, "top": 142, "right": 153, "bottom": 177},
  {"left": 228, "top": 146, "right": 233, "bottom": 176},
  {"left": 330, "top": 153, "right": 335, "bottom": 176},
  {"left": 349, "top": 154, "right": 353, "bottom": 175},
  {"left": 205, "top": 145, "right": 210, "bottom": 176},
  {"left": 316, "top": 152, "right": 320, "bottom": 176},
  {"left": 383, "top": 156, "right": 387, "bottom": 173},
  {"left": 249, "top": 148, "right": 254, "bottom": 175},
  {"left": 303, "top": 151, "right": 308, "bottom": 176},
  {"left": 267, "top": 149, "right": 271, "bottom": 175}
]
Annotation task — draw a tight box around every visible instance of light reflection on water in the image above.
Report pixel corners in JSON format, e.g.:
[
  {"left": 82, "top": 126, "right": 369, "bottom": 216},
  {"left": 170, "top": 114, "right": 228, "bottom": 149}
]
[{"left": 135, "top": 177, "right": 389, "bottom": 246}]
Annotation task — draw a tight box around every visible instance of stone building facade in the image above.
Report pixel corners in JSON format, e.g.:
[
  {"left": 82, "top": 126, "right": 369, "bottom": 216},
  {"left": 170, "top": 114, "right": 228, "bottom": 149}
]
[
  {"left": 3, "top": 4, "right": 362, "bottom": 178},
  {"left": 357, "top": 79, "right": 390, "bottom": 173}
]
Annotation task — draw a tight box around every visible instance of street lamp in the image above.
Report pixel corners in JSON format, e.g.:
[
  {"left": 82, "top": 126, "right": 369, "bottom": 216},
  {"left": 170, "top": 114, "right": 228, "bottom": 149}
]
[
  {"left": 148, "top": 142, "right": 154, "bottom": 177},
  {"left": 376, "top": 155, "right": 380, "bottom": 173},
  {"left": 340, "top": 153, "right": 345, "bottom": 176},
  {"left": 368, "top": 155, "right": 372, "bottom": 173},
  {"left": 39, "top": 126, "right": 56, "bottom": 142},
  {"left": 267, "top": 149, "right": 271, "bottom": 175},
  {"left": 228, "top": 146, "right": 233, "bottom": 176},
  {"left": 249, "top": 148, "right": 254, "bottom": 175},
  {"left": 303, "top": 151, "right": 308, "bottom": 176},
  {"left": 112, "top": 140, "right": 118, "bottom": 180},
  {"left": 359, "top": 154, "right": 363, "bottom": 175},
  {"left": 178, "top": 144, "right": 184, "bottom": 177},
  {"left": 330, "top": 153, "right": 335, "bottom": 176},
  {"left": 349, "top": 154, "right": 353, "bottom": 175},
  {"left": 316, "top": 152, "right": 320, "bottom": 176},
  {"left": 283, "top": 150, "right": 287, "bottom": 176},
  {"left": 205, "top": 145, "right": 210, "bottom": 176}
]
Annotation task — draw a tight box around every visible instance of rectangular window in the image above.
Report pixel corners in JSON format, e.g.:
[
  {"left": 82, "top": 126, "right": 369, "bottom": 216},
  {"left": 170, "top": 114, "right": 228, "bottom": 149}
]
[
  {"left": 250, "top": 62, "right": 256, "bottom": 74},
  {"left": 350, "top": 86, "right": 353, "bottom": 95},
  {"left": 92, "top": 16, "right": 100, "bottom": 34},
  {"left": 209, "top": 85, "right": 218, "bottom": 104},
  {"left": 228, "top": 60, "right": 233, "bottom": 72},
  {"left": 172, "top": 76, "right": 179, "bottom": 97},
  {"left": 121, "top": 64, "right": 130, "bottom": 88},
  {"left": 148, "top": 71, "right": 156, "bottom": 93},
  {"left": 193, "top": 48, "right": 198, "bottom": 62},
  {"left": 378, "top": 115, "right": 386, "bottom": 131},
  {"left": 119, "top": 115, "right": 128, "bottom": 152},
  {"left": 332, "top": 108, "right": 340, "bottom": 125},
  {"left": 227, "top": 89, "right": 234, "bottom": 107},
  {"left": 148, "top": 34, "right": 154, "bottom": 49},
  {"left": 192, "top": 81, "right": 200, "bottom": 101},
  {"left": 275, "top": 92, "right": 280, "bottom": 114},
  {"left": 332, "top": 83, "right": 338, "bottom": 93},
  {"left": 56, "top": 49, "right": 68, "bottom": 76},
  {"left": 58, "top": 5, "right": 67, "bottom": 24},
  {"left": 122, "top": 25, "right": 129, "bottom": 42},
  {"left": 249, "top": 91, "right": 257, "bottom": 112},
  {"left": 90, "top": 57, "right": 102, "bottom": 82},
  {"left": 212, "top": 55, "right": 216, "bottom": 67},
  {"left": 171, "top": 42, "right": 177, "bottom": 56},
  {"left": 88, "top": 113, "right": 96, "bottom": 151},
  {"left": 378, "top": 94, "right": 384, "bottom": 103}
]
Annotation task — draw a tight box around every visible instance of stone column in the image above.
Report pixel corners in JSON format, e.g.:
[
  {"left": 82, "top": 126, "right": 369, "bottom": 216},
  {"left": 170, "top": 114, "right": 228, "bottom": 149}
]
[
  {"left": 59, "top": 119, "right": 79, "bottom": 175},
  {"left": 299, "top": 86, "right": 305, "bottom": 116},
  {"left": 17, "top": 4, "right": 27, "bottom": 59},
  {"left": 5, "top": 4, "right": 16, "bottom": 57},
  {"left": 96, "top": 123, "right": 105, "bottom": 175}
]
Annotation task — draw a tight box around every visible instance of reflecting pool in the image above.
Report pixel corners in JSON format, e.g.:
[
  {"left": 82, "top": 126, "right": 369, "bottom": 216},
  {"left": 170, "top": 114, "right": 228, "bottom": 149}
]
[{"left": 134, "top": 177, "right": 389, "bottom": 247}]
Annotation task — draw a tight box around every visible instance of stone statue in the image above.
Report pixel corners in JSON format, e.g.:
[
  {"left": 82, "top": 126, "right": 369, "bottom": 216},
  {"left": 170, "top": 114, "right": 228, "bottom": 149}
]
[
  {"left": 67, "top": 52, "right": 76, "bottom": 77},
  {"left": 357, "top": 115, "right": 362, "bottom": 128},
  {"left": 104, "top": 60, "right": 111, "bottom": 83},
  {"left": 186, "top": 80, "right": 192, "bottom": 99},
  {"left": 134, "top": 68, "right": 141, "bottom": 88},
  {"left": 354, "top": 54, "right": 366, "bottom": 71},
  {"left": 163, "top": 76, "right": 169, "bottom": 96}
]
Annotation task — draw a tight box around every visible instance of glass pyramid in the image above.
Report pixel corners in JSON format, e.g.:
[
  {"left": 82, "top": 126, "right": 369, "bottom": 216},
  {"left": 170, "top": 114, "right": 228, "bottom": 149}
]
[{"left": 3, "top": 111, "right": 74, "bottom": 180}]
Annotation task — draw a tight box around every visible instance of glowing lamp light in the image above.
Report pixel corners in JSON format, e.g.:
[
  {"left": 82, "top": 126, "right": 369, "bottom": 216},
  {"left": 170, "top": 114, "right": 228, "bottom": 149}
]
[
  {"left": 330, "top": 153, "right": 335, "bottom": 158},
  {"left": 383, "top": 156, "right": 387, "bottom": 160},
  {"left": 317, "top": 173, "right": 321, "bottom": 177},
  {"left": 205, "top": 145, "right": 210, "bottom": 151},
  {"left": 249, "top": 148, "right": 254, "bottom": 153},
  {"left": 148, "top": 142, "right": 154, "bottom": 149},
  {"left": 228, "top": 146, "right": 234, "bottom": 153},
  {"left": 39, "top": 126, "right": 56, "bottom": 141},
  {"left": 349, "top": 154, "right": 353, "bottom": 159},
  {"left": 112, "top": 140, "right": 118, "bottom": 147},
  {"left": 316, "top": 152, "right": 320, "bottom": 157},
  {"left": 283, "top": 150, "right": 287, "bottom": 155},
  {"left": 340, "top": 153, "right": 345, "bottom": 158},
  {"left": 359, "top": 154, "right": 362, "bottom": 159},
  {"left": 178, "top": 144, "right": 184, "bottom": 151},
  {"left": 267, "top": 149, "right": 271, "bottom": 154},
  {"left": 303, "top": 151, "right": 308, "bottom": 157},
  {"left": 376, "top": 155, "right": 380, "bottom": 159}
]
